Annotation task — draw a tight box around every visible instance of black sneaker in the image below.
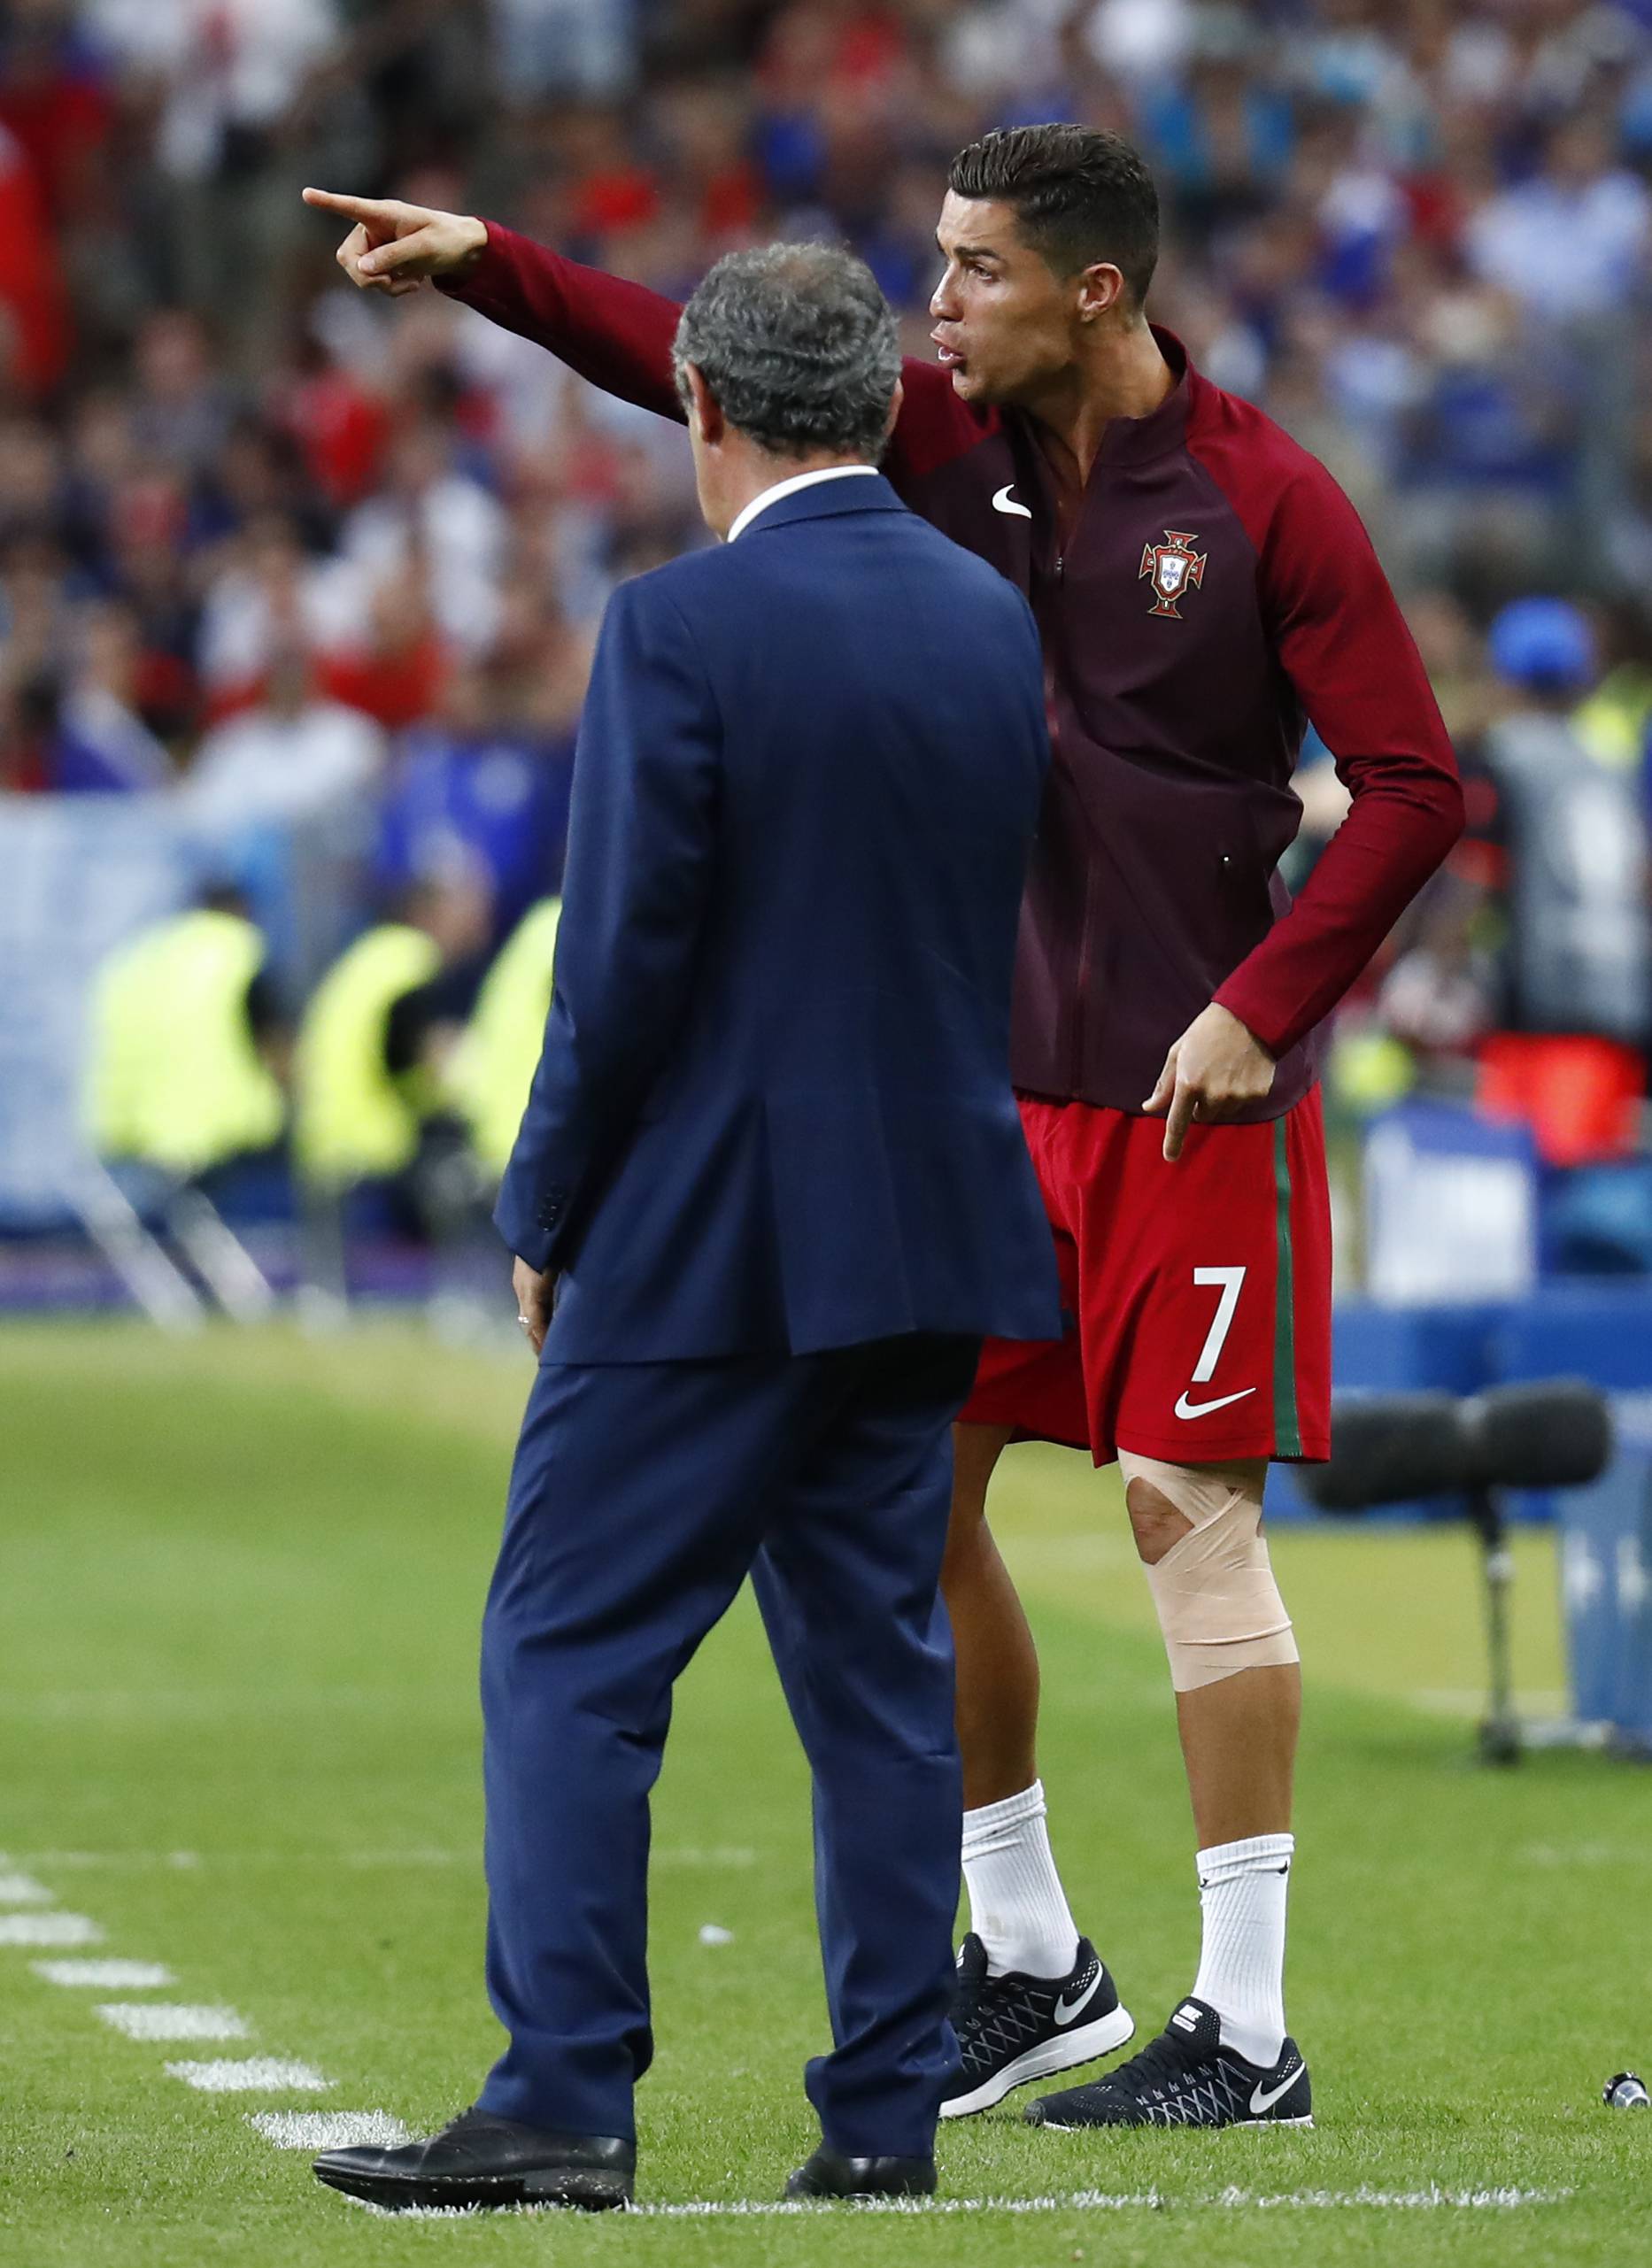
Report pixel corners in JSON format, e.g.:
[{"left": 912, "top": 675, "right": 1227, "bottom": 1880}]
[
  {"left": 941, "top": 1932, "right": 1134, "bottom": 2118},
  {"left": 1024, "top": 1995, "right": 1311, "bottom": 2130}
]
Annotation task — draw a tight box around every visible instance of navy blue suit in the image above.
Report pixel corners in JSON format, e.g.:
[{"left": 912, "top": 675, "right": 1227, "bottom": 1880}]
[{"left": 481, "top": 473, "right": 1061, "bottom": 2159}]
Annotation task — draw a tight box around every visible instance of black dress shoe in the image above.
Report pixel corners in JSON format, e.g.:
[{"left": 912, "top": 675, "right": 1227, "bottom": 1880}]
[
  {"left": 784, "top": 2145, "right": 937, "bottom": 2200},
  {"left": 313, "top": 2108, "right": 634, "bottom": 2211}
]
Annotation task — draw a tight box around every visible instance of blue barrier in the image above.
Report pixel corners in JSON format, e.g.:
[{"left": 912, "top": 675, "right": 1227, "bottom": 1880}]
[
  {"left": 1265, "top": 1283, "right": 1652, "bottom": 1749},
  {"left": 1552, "top": 1389, "right": 1652, "bottom": 1752},
  {"left": 1266, "top": 1300, "right": 1505, "bottom": 1523},
  {"left": 1494, "top": 1283, "right": 1652, "bottom": 1392},
  {"left": 1332, "top": 1300, "right": 1506, "bottom": 1397},
  {"left": 1269, "top": 1282, "right": 1652, "bottom": 1523}
]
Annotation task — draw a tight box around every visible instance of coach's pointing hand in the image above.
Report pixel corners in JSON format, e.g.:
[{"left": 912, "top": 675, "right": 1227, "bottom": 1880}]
[
  {"left": 302, "top": 188, "right": 487, "bottom": 296},
  {"left": 1143, "top": 1002, "right": 1277, "bottom": 1163}
]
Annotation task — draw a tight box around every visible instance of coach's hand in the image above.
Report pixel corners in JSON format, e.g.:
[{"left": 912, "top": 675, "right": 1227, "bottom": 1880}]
[
  {"left": 1143, "top": 1003, "right": 1277, "bottom": 1163},
  {"left": 513, "top": 1255, "right": 557, "bottom": 1357},
  {"left": 302, "top": 187, "right": 488, "bottom": 296}
]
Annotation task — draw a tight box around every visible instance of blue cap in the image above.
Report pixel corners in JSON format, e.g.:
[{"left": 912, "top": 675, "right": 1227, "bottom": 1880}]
[{"left": 1487, "top": 598, "right": 1595, "bottom": 693}]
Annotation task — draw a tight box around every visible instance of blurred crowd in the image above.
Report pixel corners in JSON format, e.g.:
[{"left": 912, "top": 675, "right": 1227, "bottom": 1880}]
[{"left": 4, "top": 0, "right": 1652, "bottom": 1217}]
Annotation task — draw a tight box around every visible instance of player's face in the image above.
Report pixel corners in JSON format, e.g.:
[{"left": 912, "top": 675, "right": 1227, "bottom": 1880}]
[{"left": 930, "top": 193, "right": 1085, "bottom": 406}]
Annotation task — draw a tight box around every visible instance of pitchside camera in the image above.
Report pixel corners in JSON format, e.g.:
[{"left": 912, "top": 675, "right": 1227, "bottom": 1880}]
[{"left": 1299, "top": 1381, "right": 1613, "bottom": 1763}]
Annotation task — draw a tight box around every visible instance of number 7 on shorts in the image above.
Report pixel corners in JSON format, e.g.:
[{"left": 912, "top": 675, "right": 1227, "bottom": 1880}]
[{"left": 1192, "top": 1266, "right": 1247, "bottom": 1385}]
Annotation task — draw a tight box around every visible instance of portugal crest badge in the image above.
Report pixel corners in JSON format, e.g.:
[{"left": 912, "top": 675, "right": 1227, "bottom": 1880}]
[{"left": 1139, "top": 528, "right": 1207, "bottom": 619}]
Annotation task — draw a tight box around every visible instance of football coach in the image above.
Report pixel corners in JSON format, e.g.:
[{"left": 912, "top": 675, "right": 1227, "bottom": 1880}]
[{"left": 313, "top": 243, "right": 1061, "bottom": 2214}]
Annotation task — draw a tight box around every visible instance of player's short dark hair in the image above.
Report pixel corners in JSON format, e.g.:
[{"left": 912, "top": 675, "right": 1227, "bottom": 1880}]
[{"left": 947, "top": 125, "right": 1160, "bottom": 305}]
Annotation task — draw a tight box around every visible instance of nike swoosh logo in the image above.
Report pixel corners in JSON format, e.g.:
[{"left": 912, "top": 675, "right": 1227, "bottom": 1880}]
[
  {"left": 992, "top": 484, "right": 1032, "bottom": 520},
  {"left": 1053, "top": 1969, "right": 1101, "bottom": 2025},
  {"left": 1250, "top": 2062, "right": 1304, "bottom": 2117},
  {"left": 1174, "top": 1386, "right": 1258, "bottom": 1421}
]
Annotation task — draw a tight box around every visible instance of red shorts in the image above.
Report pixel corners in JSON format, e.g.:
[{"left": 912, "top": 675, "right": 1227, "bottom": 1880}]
[{"left": 961, "top": 1089, "right": 1332, "bottom": 1466}]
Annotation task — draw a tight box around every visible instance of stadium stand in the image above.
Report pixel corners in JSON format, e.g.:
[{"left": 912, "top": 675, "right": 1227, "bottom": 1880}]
[{"left": 2, "top": 0, "right": 1651, "bottom": 1278}]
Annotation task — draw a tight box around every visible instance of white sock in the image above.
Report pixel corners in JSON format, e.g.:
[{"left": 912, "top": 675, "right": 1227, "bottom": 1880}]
[
  {"left": 961, "top": 1781, "right": 1081, "bottom": 1979},
  {"left": 1190, "top": 1832, "right": 1293, "bottom": 2067}
]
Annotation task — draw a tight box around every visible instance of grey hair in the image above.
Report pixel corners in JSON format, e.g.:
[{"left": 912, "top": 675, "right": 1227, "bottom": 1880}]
[{"left": 672, "top": 243, "right": 901, "bottom": 461}]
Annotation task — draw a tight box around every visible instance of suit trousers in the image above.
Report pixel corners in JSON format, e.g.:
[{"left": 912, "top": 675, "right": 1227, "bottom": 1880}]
[{"left": 475, "top": 1331, "right": 981, "bottom": 2157}]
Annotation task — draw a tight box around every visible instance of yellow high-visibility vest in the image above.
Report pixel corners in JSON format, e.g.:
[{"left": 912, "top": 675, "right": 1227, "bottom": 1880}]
[
  {"left": 293, "top": 924, "right": 442, "bottom": 1187},
  {"left": 89, "top": 909, "right": 284, "bottom": 1176},
  {"left": 1575, "top": 667, "right": 1652, "bottom": 773},
  {"left": 450, "top": 898, "right": 561, "bottom": 1176}
]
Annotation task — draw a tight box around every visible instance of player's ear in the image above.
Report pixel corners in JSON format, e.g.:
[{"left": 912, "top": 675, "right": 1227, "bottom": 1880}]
[
  {"left": 883, "top": 378, "right": 904, "bottom": 446},
  {"left": 1076, "top": 261, "right": 1126, "bottom": 325}
]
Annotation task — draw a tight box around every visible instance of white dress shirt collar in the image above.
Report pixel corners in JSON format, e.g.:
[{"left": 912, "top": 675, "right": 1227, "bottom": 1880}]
[{"left": 726, "top": 463, "right": 880, "bottom": 544}]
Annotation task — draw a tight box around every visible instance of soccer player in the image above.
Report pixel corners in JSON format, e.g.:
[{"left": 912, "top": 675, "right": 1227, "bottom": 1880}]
[{"left": 305, "top": 122, "right": 1463, "bottom": 2133}]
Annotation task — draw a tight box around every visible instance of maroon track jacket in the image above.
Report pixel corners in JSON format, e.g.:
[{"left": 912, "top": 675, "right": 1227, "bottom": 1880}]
[{"left": 444, "top": 228, "right": 1465, "bottom": 1120}]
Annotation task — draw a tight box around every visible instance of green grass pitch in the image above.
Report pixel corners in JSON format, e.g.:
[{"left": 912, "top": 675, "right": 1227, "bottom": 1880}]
[{"left": 2, "top": 1318, "right": 1648, "bottom": 2265}]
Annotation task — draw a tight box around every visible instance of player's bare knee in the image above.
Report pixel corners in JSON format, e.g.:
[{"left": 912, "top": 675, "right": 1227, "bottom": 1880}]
[{"left": 1124, "top": 1476, "right": 1193, "bottom": 1566}]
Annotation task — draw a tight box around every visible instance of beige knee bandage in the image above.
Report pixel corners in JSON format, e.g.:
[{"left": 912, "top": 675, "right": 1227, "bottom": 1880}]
[{"left": 1119, "top": 1452, "right": 1299, "bottom": 1693}]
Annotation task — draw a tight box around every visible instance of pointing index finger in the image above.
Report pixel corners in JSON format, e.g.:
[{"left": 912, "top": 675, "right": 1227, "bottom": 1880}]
[
  {"left": 1162, "top": 1080, "right": 1198, "bottom": 1164},
  {"left": 303, "top": 187, "right": 395, "bottom": 223}
]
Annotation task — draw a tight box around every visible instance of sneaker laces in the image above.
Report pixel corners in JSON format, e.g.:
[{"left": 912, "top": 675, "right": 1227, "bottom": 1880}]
[{"left": 1096, "top": 2025, "right": 1198, "bottom": 2098}]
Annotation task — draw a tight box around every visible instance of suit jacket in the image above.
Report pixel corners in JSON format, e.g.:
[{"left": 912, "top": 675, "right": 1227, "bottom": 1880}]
[{"left": 497, "top": 472, "right": 1062, "bottom": 1361}]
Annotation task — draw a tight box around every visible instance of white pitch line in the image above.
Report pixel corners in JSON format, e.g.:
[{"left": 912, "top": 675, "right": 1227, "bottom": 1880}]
[
  {"left": 33, "top": 1959, "right": 176, "bottom": 1988},
  {"left": 1, "top": 1875, "right": 336, "bottom": 2125},
  {"left": 640, "top": 2185, "right": 1574, "bottom": 2218},
  {"left": 97, "top": 2003, "right": 249, "bottom": 2042},
  {"left": 338, "top": 2183, "right": 1572, "bottom": 2221},
  {"left": 0, "top": 1871, "right": 54, "bottom": 1905},
  {"left": 13, "top": 1850, "right": 204, "bottom": 1871},
  {"left": 0, "top": 1862, "right": 1569, "bottom": 2233},
  {"left": 166, "top": 2058, "right": 330, "bottom": 2094},
  {"left": 251, "top": 2112, "right": 413, "bottom": 2151},
  {"left": 14, "top": 1848, "right": 760, "bottom": 1872},
  {"left": 0, "top": 1913, "right": 103, "bottom": 1948}
]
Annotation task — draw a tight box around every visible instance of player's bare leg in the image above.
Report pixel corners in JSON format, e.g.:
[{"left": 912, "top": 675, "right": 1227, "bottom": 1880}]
[
  {"left": 945, "top": 1422, "right": 1078, "bottom": 1979},
  {"left": 1123, "top": 1454, "right": 1299, "bottom": 2048},
  {"left": 1177, "top": 1662, "right": 1299, "bottom": 1845},
  {"left": 938, "top": 1423, "right": 1133, "bottom": 2118},
  {"left": 942, "top": 1423, "right": 1035, "bottom": 1808},
  {"left": 1123, "top": 1460, "right": 1299, "bottom": 1842},
  {"left": 1025, "top": 1454, "right": 1309, "bottom": 2130}
]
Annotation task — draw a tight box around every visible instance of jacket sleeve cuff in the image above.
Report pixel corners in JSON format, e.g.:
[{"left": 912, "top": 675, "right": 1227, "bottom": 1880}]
[
  {"left": 1210, "top": 973, "right": 1294, "bottom": 1061},
  {"left": 492, "top": 1193, "right": 555, "bottom": 1276},
  {"left": 435, "top": 219, "right": 503, "bottom": 311}
]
